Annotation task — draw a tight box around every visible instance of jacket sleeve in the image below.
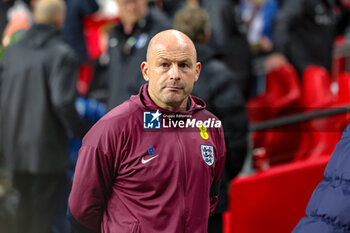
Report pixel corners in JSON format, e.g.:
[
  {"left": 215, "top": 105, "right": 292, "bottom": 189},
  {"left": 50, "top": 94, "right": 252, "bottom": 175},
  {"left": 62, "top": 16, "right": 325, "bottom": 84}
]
[
  {"left": 209, "top": 126, "right": 227, "bottom": 215},
  {"left": 68, "top": 122, "right": 116, "bottom": 232},
  {"left": 49, "top": 50, "right": 89, "bottom": 137},
  {"left": 272, "top": 0, "right": 305, "bottom": 55},
  {"left": 292, "top": 124, "right": 350, "bottom": 232}
]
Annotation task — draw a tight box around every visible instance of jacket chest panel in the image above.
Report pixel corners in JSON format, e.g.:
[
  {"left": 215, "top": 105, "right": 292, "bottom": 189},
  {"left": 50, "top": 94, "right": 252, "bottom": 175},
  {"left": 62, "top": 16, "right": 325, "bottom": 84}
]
[{"left": 116, "top": 130, "right": 214, "bottom": 192}]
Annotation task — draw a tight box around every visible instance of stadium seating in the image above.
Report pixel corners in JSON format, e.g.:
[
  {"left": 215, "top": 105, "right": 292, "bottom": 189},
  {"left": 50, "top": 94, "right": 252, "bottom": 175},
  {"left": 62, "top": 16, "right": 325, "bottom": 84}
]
[
  {"left": 295, "top": 66, "right": 342, "bottom": 160},
  {"left": 247, "top": 64, "right": 302, "bottom": 165},
  {"left": 226, "top": 156, "right": 330, "bottom": 233}
]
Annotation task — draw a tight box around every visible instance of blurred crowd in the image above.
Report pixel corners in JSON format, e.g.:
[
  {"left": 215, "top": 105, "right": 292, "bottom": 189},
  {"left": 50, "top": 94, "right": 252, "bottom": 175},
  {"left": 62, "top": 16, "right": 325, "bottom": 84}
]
[{"left": 1, "top": 0, "right": 350, "bottom": 232}]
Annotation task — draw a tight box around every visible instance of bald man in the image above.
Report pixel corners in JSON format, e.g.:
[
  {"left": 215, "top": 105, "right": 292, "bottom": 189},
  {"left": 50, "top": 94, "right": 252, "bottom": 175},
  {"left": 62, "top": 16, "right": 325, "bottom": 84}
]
[
  {"left": 0, "top": 0, "right": 89, "bottom": 233},
  {"left": 68, "top": 29, "right": 226, "bottom": 233}
]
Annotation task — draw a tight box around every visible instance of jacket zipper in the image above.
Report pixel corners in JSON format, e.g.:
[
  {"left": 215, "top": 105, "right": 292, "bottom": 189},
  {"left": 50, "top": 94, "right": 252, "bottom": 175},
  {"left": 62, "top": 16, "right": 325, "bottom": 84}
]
[{"left": 176, "top": 129, "right": 186, "bottom": 233}]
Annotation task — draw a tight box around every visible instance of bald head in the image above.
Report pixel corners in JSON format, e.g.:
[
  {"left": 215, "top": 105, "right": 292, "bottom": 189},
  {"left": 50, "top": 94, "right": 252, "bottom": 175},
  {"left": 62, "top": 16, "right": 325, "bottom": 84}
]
[
  {"left": 33, "top": 0, "right": 65, "bottom": 28},
  {"left": 146, "top": 30, "right": 197, "bottom": 63},
  {"left": 141, "top": 29, "right": 201, "bottom": 111}
]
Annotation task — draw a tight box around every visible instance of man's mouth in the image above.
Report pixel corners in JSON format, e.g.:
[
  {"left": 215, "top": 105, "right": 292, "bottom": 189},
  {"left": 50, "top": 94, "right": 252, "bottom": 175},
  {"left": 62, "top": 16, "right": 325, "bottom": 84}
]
[{"left": 165, "top": 86, "right": 183, "bottom": 91}]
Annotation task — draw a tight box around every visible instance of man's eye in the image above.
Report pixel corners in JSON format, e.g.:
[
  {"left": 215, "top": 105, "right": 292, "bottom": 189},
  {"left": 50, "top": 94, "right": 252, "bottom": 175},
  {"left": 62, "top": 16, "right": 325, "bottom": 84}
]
[
  {"left": 179, "top": 63, "right": 188, "bottom": 68},
  {"left": 161, "top": 63, "right": 169, "bottom": 67}
]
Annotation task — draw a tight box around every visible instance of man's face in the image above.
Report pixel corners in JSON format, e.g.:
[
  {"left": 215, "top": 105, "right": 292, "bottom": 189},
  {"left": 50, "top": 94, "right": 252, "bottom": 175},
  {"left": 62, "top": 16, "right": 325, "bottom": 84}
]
[
  {"left": 117, "top": 0, "right": 147, "bottom": 26},
  {"left": 141, "top": 35, "right": 201, "bottom": 111}
]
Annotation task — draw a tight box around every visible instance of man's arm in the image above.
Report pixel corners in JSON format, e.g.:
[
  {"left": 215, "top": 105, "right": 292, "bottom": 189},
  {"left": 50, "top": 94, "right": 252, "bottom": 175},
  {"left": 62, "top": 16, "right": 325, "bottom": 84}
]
[
  {"left": 69, "top": 144, "right": 114, "bottom": 233},
  {"left": 69, "top": 119, "right": 117, "bottom": 232}
]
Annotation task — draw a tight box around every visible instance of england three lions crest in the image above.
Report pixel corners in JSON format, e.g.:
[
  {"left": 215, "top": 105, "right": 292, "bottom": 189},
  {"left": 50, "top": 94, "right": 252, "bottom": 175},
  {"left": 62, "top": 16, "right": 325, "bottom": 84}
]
[{"left": 201, "top": 145, "right": 215, "bottom": 166}]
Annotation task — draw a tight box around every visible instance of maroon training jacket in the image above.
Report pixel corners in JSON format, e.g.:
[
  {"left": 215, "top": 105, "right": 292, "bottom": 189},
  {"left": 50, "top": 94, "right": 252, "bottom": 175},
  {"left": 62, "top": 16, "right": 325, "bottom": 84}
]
[{"left": 69, "top": 84, "right": 226, "bottom": 233}]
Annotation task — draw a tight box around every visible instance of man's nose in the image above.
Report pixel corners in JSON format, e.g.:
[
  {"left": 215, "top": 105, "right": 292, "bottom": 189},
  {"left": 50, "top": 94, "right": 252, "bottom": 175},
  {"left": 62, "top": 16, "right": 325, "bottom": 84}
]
[{"left": 169, "top": 64, "right": 180, "bottom": 80}]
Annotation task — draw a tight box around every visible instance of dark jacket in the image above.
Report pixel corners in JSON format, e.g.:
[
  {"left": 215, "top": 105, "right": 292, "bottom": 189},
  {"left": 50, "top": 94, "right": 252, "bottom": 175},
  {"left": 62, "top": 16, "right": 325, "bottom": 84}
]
[
  {"left": 200, "top": 0, "right": 252, "bottom": 99},
  {"left": 63, "top": 0, "right": 99, "bottom": 62},
  {"left": 69, "top": 84, "right": 226, "bottom": 233},
  {"left": 273, "top": 0, "right": 349, "bottom": 75},
  {"left": 192, "top": 44, "right": 248, "bottom": 213},
  {"left": 105, "top": 7, "right": 171, "bottom": 109},
  {"left": 292, "top": 123, "right": 350, "bottom": 232},
  {"left": 0, "top": 24, "right": 88, "bottom": 173}
]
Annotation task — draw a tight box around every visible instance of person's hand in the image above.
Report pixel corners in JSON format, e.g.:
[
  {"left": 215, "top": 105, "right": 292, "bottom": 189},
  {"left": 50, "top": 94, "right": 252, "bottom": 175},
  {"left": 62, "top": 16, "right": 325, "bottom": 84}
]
[
  {"left": 259, "top": 36, "right": 273, "bottom": 52},
  {"left": 265, "top": 53, "right": 289, "bottom": 72}
]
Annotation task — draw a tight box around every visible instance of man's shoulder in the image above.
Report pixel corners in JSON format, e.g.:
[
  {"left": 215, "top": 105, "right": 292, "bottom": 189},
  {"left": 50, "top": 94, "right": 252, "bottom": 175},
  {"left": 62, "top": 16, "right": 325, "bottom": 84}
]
[
  {"left": 100, "top": 99, "right": 141, "bottom": 124},
  {"left": 82, "top": 99, "right": 141, "bottom": 146}
]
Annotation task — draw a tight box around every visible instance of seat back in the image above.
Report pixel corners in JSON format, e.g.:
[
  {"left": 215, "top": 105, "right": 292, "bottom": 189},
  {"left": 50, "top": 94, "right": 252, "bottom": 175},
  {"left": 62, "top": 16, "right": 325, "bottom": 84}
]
[
  {"left": 227, "top": 157, "right": 330, "bottom": 233},
  {"left": 295, "top": 66, "right": 341, "bottom": 160},
  {"left": 247, "top": 64, "right": 302, "bottom": 164}
]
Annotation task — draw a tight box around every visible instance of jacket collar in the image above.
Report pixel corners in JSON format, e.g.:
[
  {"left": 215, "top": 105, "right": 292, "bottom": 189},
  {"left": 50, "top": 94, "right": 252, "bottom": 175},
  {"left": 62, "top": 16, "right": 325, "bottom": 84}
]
[{"left": 19, "top": 23, "right": 60, "bottom": 48}]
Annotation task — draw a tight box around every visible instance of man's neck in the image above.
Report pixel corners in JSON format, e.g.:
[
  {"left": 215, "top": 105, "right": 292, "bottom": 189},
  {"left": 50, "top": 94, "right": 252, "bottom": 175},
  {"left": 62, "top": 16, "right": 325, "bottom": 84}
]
[{"left": 122, "top": 23, "right": 135, "bottom": 35}]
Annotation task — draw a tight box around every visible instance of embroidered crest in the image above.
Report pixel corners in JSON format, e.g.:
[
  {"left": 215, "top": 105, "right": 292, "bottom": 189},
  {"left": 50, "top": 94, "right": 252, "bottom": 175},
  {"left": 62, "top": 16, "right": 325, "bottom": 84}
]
[{"left": 201, "top": 145, "right": 214, "bottom": 166}]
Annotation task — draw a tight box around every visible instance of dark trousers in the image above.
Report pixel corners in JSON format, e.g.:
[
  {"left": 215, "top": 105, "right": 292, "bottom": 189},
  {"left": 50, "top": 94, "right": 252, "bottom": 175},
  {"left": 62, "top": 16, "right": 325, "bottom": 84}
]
[
  {"left": 208, "top": 213, "right": 223, "bottom": 233},
  {"left": 13, "top": 172, "right": 66, "bottom": 233}
]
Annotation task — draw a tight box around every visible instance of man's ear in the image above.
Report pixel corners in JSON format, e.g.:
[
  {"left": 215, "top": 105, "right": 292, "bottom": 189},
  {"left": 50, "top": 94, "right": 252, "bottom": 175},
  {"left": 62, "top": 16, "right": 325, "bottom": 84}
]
[
  {"left": 194, "top": 62, "right": 201, "bottom": 82},
  {"left": 141, "top": 61, "right": 149, "bottom": 81}
]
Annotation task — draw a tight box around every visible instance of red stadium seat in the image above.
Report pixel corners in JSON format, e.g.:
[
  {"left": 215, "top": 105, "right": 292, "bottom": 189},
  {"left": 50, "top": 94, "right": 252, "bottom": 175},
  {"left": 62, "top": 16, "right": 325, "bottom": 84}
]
[
  {"left": 337, "top": 72, "right": 350, "bottom": 104},
  {"left": 226, "top": 156, "right": 330, "bottom": 233},
  {"left": 247, "top": 64, "right": 301, "bottom": 122},
  {"left": 295, "top": 66, "right": 342, "bottom": 160},
  {"left": 247, "top": 64, "right": 302, "bottom": 165},
  {"left": 301, "top": 66, "right": 335, "bottom": 108}
]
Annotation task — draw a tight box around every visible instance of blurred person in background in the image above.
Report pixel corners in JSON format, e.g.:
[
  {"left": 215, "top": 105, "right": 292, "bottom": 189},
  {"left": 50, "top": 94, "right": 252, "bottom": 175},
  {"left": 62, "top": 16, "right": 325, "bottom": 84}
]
[
  {"left": 62, "top": 0, "right": 99, "bottom": 97},
  {"left": 240, "top": 0, "right": 279, "bottom": 54},
  {"left": 0, "top": 0, "right": 15, "bottom": 37},
  {"left": 240, "top": 0, "right": 279, "bottom": 95},
  {"left": 148, "top": 0, "right": 186, "bottom": 19},
  {"left": 265, "top": 0, "right": 350, "bottom": 76},
  {"left": 0, "top": 0, "right": 33, "bottom": 58},
  {"left": 100, "top": 0, "right": 171, "bottom": 109},
  {"left": 188, "top": 0, "right": 252, "bottom": 99},
  {"left": 174, "top": 5, "right": 249, "bottom": 233},
  {"left": 0, "top": 0, "right": 89, "bottom": 232},
  {"left": 62, "top": 0, "right": 99, "bottom": 63}
]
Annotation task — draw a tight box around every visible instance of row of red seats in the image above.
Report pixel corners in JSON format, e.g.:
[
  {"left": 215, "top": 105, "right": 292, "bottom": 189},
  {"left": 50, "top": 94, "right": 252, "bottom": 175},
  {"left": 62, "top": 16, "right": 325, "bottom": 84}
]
[
  {"left": 247, "top": 64, "right": 349, "bottom": 166},
  {"left": 224, "top": 155, "right": 330, "bottom": 233},
  {"left": 224, "top": 65, "right": 348, "bottom": 233}
]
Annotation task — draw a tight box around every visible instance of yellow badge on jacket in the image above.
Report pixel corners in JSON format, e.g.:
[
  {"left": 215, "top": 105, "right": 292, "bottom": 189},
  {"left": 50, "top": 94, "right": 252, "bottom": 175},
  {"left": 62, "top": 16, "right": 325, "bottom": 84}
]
[{"left": 198, "top": 124, "right": 209, "bottom": 140}]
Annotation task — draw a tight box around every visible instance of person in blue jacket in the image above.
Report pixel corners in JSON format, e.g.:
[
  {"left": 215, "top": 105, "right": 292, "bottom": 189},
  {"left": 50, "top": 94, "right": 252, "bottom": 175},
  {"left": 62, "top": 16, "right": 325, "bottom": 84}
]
[{"left": 292, "top": 123, "right": 350, "bottom": 232}]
